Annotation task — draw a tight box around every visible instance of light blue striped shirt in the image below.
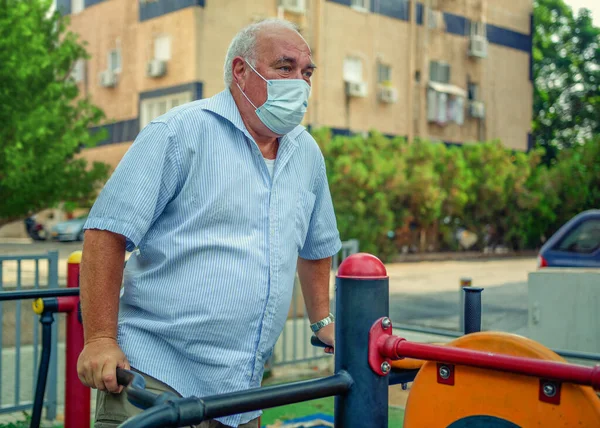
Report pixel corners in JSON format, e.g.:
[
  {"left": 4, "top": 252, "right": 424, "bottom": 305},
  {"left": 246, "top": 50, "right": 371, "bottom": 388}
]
[{"left": 84, "top": 89, "right": 341, "bottom": 427}]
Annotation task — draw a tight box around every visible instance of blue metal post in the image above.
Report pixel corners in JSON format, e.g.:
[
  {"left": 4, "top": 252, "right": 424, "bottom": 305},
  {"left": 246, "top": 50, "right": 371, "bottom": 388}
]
[
  {"left": 334, "top": 253, "right": 389, "bottom": 428},
  {"left": 46, "top": 251, "right": 59, "bottom": 421},
  {"left": 463, "top": 287, "right": 484, "bottom": 334}
]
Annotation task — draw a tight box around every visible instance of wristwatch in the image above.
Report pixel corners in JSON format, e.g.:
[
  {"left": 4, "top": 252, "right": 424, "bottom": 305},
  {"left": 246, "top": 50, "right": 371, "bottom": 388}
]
[{"left": 310, "top": 313, "right": 335, "bottom": 333}]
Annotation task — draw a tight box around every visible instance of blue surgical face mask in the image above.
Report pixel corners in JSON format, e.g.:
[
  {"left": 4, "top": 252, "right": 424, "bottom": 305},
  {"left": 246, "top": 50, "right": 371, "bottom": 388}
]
[{"left": 236, "top": 61, "right": 311, "bottom": 136}]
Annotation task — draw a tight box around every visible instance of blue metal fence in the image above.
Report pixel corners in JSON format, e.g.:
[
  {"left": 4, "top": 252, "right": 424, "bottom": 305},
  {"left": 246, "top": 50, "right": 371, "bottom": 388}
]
[{"left": 0, "top": 252, "right": 59, "bottom": 420}]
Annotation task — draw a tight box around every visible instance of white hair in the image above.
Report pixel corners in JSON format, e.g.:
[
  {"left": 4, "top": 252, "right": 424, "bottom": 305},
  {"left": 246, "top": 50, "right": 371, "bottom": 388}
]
[{"left": 223, "top": 18, "right": 302, "bottom": 87}]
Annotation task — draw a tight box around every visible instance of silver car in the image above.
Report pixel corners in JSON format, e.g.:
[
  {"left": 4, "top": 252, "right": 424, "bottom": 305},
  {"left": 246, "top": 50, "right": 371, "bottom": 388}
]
[{"left": 50, "top": 216, "right": 88, "bottom": 242}]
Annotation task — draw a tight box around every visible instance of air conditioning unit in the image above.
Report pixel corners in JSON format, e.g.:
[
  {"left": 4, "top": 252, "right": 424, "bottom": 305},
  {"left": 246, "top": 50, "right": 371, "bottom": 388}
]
[
  {"left": 469, "top": 35, "right": 488, "bottom": 58},
  {"left": 345, "top": 81, "right": 368, "bottom": 98},
  {"left": 469, "top": 101, "right": 485, "bottom": 119},
  {"left": 378, "top": 86, "right": 397, "bottom": 104},
  {"left": 147, "top": 59, "right": 167, "bottom": 78},
  {"left": 99, "top": 70, "right": 117, "bottom": 88},
  {"left": 279, "top": 0, "right": 305, "bottom": 14}
]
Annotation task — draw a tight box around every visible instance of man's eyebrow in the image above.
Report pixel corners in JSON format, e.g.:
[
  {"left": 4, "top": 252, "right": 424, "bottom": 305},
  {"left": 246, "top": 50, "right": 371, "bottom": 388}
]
[{"left": 272, "top": 56, "right": 317, "bottom": 69}]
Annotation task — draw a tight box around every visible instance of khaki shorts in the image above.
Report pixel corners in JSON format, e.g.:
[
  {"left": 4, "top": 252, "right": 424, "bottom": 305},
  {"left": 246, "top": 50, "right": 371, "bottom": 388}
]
[{"left": 94, "top": 368, "right": 260, "bottom": 428}]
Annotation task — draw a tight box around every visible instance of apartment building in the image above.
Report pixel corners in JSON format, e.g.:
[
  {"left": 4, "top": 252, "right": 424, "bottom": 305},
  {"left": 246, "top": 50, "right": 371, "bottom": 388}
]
[{"left": 57, "top": 0, "right": 534, "bottom": 169}]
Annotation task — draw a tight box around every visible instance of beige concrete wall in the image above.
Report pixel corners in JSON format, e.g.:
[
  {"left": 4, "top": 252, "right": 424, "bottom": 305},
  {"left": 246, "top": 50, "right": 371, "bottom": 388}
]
[
  {"left": 483, "top": 45, "right": 532, "bottom": 150},
  {"left": 421, "top": 30, "right": 482, "bottom": 144},
  {"left": 68, "top": 0, "right": 139, "bottom": 121},
  {"left": 78, "top": 141, "right": 133, "bottom": 171},
  {"left": 136, "top": 8, "right": 198, "bottom": 96},
  {"left": 487, "top": 0, "right": 533, "bottom": 34},
  {"left": 68, "top": 1, "right": 198, "bottom": 123},
  {"left": 198, "top": 0, "right": 281, "bottom": 98},
  {"left": 67, "top": 0, "right": 532, "bottom": 157},
  {"left": 314, "top": 2, "right": 411, "bottom": 136},
  {"left": 440, "top": 0, "right": 486, "bottom": 22},
  {"left": 438, "top": 0, "right": 532, "bottom": 34}
]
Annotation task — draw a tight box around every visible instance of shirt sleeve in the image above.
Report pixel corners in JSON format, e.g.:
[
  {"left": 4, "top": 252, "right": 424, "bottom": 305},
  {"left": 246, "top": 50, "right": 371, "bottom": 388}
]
[
  {"left": 299, "top": 160, "right": 342, "bottom": 260},
  {"left": 83, "top": 122, "right": 181, "bottom": 252}
]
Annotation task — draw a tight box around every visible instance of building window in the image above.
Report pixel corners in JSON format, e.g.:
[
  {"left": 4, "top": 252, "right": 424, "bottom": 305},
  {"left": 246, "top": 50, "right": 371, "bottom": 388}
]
[
  {"left": 71, "top": 0, "right": 84, "bottom": 14},
  {"left": 343, "top": 57, "right": 363, "bottom": 83},
  {"left": 468, "top": 82, "right": 479, "bottom": 100},
  {"left": 140, "top": 92, "right": 192, "bottom": 129},
  {"left": 377, "top": 63, "right": 391, "bottom": 84},
  {"left": 154, "top": 35, "right": 171, "bottom": 61},
  {"left": 351, "top": 0, "right": 369, "bottom": 11},
  {"left": 429, "top": 61, "right": 450, "bottom": 83},
  {"left": 108, "top": 49, "right": 122, "bottom": 74},
  {"left": 449, "top": 97, "right": 465, "bottom": 125},
  {"left": 71, "top": 59, "right": 85, "bottom": 83}
]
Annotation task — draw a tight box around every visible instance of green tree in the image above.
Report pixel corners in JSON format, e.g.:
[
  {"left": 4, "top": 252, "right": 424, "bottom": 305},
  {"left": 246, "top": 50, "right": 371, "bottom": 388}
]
[
  {"left": 545, "top": 137, "right": 600, "bottom": 229},
  {"left": 400, "top": 140, "right": 446, "bottom": 251},
  {"left": 533, "top": 0, "right": 600, "bottom": 163},
  {"left": 0, "top": 0, "right": 109, "bottom": 227},
  {"left": 313, "top": 128, "right": 405, "bottom": 261}
]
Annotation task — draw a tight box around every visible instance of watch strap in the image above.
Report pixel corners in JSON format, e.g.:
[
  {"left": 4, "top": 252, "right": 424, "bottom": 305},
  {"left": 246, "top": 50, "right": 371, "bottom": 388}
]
[{"left": 310, "top": 313, "right": 334, "bottom": 333}]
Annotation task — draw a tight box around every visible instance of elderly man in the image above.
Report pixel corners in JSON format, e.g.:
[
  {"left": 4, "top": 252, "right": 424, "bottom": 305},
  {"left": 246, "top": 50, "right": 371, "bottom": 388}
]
[{"left": 77, "top": 18, "right": 341, "bottom": 428}]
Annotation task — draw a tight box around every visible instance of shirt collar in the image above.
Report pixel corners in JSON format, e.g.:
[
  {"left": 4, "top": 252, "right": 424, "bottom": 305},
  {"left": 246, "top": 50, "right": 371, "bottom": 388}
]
[{"left": 202, "top": 89, "right": 305, "bottom": 146}]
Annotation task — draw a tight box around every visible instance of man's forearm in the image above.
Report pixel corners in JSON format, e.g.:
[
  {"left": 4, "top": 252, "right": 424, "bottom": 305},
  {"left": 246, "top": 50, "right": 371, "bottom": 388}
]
[
  {"left": 296, "top": 256, "right": 332, "bottom": 323},
  {"left": 80, "top": 230, "right": 127, "bottom": 344}
]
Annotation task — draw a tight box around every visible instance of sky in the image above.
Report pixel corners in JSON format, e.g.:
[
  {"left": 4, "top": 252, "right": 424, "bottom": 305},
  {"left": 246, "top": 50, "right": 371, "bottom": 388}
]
[{"left": 565, "top": 0, "right": 600, "bottom": 24}]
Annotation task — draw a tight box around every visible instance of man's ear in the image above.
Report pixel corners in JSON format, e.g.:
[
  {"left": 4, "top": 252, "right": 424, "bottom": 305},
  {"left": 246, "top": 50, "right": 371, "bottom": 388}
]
[{"left": 232, "top": 57, "right": 247, "bottom": 90}]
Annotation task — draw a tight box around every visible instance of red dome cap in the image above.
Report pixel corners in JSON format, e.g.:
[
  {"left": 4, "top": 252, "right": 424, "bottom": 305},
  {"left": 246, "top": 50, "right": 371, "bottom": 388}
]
[{"left": 337, "top": 253, "right": 388, "bottom": 279}]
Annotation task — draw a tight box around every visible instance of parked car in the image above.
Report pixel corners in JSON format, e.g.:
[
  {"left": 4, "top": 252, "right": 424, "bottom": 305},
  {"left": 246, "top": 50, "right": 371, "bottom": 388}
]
[
  {"left": 50, "top": 216, "right": 88, "bottom": 242},
  {"left": 538, "top": 210, "right": 600, "bottom": 268},
  {"left": 24, "top": 216, "right": 47, "bottom": 241}
]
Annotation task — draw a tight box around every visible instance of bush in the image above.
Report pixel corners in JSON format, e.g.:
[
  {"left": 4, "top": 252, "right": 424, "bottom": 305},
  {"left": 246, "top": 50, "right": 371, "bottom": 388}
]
[{"left": 312, "top": 127, "right": 599, "bottom": 260}]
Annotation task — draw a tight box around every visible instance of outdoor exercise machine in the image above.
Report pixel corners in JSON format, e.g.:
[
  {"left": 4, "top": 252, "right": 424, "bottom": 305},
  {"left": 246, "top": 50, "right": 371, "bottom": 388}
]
[
  {"left": 114, "top": 253, "right": 600, "bottom": 427},
  {"left": 1, "top": 251, "right": 599, "bottom": 427}
]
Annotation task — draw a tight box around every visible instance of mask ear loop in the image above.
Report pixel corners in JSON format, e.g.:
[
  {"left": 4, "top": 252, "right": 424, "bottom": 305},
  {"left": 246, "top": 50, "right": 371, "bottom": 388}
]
[{"left": 235, "top": 59, "right": 268, "bottom": 110}]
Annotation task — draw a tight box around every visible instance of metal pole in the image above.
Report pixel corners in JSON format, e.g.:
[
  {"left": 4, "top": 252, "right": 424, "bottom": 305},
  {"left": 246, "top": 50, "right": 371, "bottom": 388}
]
[
  {"left": 334, "top": 253, "right": 389, "bottom": 428},
  {"left": 380, "top": 339, "right": 600, "bottom": 391},
  {"left": 46, "top": 251, "right": 59, "bottom": 421},
  {"left": 63, "top": 251, "right": 89, "bottom": 428},
  {"left": 458, "top": 277, "right": 471, "bottom": 332},
  {"left": 463, "top": 287, "right": 483, "bottom": 334},
  {"left": 30, "top": 308, "right": 56, "bottom": 428}
]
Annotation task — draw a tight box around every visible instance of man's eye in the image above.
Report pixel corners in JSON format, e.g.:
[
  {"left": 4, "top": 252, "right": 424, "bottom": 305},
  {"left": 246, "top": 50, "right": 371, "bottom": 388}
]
[
  {"left": 280, "top": 66, "right": 291, "bottom": 72},
  {"left": 304, "top": 71, "right": 313, "bottom": 78}
]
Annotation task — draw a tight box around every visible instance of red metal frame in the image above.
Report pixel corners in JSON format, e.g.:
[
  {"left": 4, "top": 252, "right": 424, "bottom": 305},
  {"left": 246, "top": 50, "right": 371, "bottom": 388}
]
[
  {"left": 371, "top": 321, "right": 600, "bottom": 391},
  {"left": 56, "top": 259, "right": 89, "bottom": 428},
  {"left": 368, "top": 318, "right": 392, "bottom": 375}
]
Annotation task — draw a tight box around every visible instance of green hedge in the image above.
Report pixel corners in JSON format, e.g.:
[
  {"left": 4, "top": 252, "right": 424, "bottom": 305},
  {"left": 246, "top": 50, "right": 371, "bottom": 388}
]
[{"left": 312, "top": 128, "right": 600, "bottom": 262}]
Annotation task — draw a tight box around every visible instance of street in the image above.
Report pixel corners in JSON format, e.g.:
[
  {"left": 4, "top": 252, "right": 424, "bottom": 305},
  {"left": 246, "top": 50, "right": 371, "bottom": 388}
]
[{"left": 387, "top": 258, "right": 535, "bottom": 335}]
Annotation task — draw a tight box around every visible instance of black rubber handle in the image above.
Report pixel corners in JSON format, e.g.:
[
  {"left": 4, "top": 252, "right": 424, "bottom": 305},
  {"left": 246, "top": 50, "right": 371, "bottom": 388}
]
[
  {"left": 116, "top": 367, "right": 145, "bottom": 389},
  {"left": 116, "top": 368, "right": 178, "bottom": 410},
  {"left": 311, "top": 336, "right": 328, "bottom": 348}
]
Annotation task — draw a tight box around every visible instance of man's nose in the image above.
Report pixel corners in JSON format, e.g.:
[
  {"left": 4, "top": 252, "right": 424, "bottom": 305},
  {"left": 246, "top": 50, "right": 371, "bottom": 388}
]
[{"left": 292, "top": 68, "right": 303, "bottom": 79}]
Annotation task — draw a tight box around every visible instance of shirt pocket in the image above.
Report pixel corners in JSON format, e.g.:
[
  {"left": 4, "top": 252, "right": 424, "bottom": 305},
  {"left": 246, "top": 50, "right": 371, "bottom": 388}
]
[{"left": 295, "top": 189, "right": 316, "bottom": 251}]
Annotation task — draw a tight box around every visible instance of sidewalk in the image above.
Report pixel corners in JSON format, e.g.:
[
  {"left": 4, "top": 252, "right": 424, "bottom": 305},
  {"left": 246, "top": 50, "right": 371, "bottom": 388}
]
[{"left": 392, "top": 249, "right": 539, "bottom": 263}]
